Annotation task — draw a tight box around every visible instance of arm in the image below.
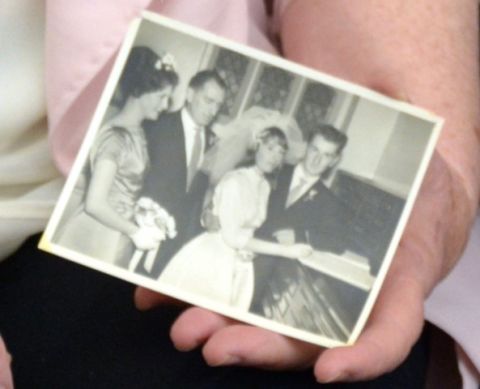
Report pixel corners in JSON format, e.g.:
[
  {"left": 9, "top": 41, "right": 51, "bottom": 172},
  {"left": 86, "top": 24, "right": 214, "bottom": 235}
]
[
  {"left": 215, "top": 174, "right": 311, "bottom": 259},
  {"left": 85, "top": 158, "right": 161, "bottom": 250},
  {"left": 243, "top": 236, "right": 311, "bottom": 259},
  {"left": 84, "top": 158, "right": 137, "bottom": 236}
]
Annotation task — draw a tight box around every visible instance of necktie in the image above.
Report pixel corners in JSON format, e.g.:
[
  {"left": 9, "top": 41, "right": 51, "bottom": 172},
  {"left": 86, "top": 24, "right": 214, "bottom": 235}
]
[
  {"left": 286, "top": 177, "right": 307, "bottom": 208},
  {"left": 187, "top": 127, "right": 202, "bottom": 191}
]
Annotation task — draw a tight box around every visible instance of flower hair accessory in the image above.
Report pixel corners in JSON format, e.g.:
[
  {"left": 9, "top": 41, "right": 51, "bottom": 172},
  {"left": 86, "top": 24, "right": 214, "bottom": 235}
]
[
  {"left": 128, "top": 197, "right": 177, "bottom": 273},
  {"left": 155, "top": 52, "right": 177, "bottom": 73}
]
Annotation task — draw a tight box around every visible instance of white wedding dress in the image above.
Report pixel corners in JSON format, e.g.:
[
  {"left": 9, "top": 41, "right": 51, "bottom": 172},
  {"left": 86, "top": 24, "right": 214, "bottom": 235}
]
[{"left": 158, "top": 167, "right": 270, "bottom": 310}]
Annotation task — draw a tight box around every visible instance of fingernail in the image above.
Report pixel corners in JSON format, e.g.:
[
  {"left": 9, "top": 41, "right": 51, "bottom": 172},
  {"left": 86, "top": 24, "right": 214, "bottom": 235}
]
[
  {"left": 172, "top": 339, "right": 198, "bottom": 352},
  {"left": 210, "top": 354, "right": 241, "bottom": 367},
  {"left": 318, "top": 371, "right": 345, "bottom": 383}
]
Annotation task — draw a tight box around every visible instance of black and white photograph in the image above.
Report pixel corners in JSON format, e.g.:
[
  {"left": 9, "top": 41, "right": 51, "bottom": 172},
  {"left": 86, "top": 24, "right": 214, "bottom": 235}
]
[{"left": 40, "top": 12, "right": 442, "bottom": 348}]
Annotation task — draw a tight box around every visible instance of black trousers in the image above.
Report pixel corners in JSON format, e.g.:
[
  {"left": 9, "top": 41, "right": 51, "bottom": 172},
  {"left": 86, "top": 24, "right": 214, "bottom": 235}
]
[{"left": 0, "top": 234, "right": 429, "bottom": 389}]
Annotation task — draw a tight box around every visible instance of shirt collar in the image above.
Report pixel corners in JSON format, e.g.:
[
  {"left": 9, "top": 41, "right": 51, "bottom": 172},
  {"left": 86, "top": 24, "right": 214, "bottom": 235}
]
[
  {"left": 181, "top": 107, "right": 202, "bottom": 132},
  {"left": 294, "top": 163, "right": 320, "bottom": 185}
]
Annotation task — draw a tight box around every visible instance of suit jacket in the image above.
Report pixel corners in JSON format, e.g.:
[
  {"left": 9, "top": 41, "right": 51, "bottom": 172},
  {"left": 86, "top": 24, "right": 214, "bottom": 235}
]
[
  {"left": 141, "top": 110, "right": 213, "bottom": 274},
  {"left": 262, "top": 164, "right": 351, "bottom": 254},
  {"left": 143, "top": 111, "right": 188, "bottom": 218}
]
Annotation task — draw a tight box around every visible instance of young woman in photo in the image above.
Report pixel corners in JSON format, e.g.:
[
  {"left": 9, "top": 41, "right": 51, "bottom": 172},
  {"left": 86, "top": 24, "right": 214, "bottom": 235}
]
[{"left": 56, "top": 47, "right": 179, "bottom": 265}]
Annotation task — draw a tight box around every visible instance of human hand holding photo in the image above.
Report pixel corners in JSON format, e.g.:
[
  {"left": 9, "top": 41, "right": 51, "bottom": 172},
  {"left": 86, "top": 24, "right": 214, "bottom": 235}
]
[{"left": 135, "top": 0, "right": 480, "bottom": 383}]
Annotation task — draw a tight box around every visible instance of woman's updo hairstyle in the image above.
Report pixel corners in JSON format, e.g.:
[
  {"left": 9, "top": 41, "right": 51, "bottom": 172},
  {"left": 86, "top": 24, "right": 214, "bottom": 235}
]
[
  {"left": 241, "top": 126, "right": 288, "bottom": 165},
  {"left": 117, "top": 46, "right": 179, "bottom": 106},
  {"left": 255, "top": 126, "right": 289, "bottom": 152}
]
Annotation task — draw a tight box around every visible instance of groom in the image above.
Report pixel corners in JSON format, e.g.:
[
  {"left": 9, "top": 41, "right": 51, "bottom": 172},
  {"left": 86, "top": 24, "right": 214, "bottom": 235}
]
[
  {"left": 252, "top": 124, "right": 353, "bottom": 308},
  {"left": 266, "top": 124, "right": 351, "bottom": 251},
  {"left": 141, "top": 69, "right": 226, "bottom": 277}
]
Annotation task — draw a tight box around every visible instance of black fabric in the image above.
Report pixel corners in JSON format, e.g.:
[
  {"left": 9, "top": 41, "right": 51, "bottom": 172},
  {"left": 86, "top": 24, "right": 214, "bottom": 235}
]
[
  {"left": 142, "top": 111, "right": 190, "bottom": 277},
  {"left": 1, "top": 234, "right": 429, "bottom": 388},
  {"left": 260, "top": 164, "right": 353, "bottom": 254},
  {"left": 141, "top": 112, "right": 212, "bottom": 278}
]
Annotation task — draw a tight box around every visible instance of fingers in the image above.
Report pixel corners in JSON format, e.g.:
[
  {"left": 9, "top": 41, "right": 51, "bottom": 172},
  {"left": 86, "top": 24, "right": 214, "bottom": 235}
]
[
  {"left": 202, "top": 325, "right": 320, "bottom": 369},
  {"left": 314, "top": 258, "right": 425, "bottom": 382},
  {"left": 0, "top": 336, "right": 13, "bottom": 389},
  {"left": 170, "top": 308, "right": 319, "bottom": 369},
  {"left": 137, "top": 266, "right": 424, "bottom": 383},
  {"left": 134, "top": 286, "right": 185, "bottom": 311},
  {"left": 170, "top": 307, "right": 234, "bottom": 352}
]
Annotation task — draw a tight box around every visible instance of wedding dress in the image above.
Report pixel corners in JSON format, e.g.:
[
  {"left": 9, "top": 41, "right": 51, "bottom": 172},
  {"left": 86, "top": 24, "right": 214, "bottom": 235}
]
[{"left": 158, "top": 166, "right": 270, "bottom": 310}]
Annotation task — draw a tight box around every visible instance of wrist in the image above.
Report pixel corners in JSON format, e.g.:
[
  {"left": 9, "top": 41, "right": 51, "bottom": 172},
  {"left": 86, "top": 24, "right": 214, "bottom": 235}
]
[
  {"left": 403, "top": 153, "right": 476, "bottom": 296},
  {"left": 437, "top": 130, "right": 480, "bottom": 210},
  {"left": 438, "top": 158, "right": 478, "bottom": 273}
]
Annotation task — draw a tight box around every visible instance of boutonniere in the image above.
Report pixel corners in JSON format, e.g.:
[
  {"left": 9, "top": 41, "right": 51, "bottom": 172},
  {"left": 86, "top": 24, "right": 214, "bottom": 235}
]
[{"left": 304, "top": 189, "right": 318, "bottom": 202}]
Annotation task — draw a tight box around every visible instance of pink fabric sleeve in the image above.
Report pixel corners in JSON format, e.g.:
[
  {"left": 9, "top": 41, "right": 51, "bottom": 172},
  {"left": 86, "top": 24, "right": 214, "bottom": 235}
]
[{"left": 46, "top": 0, "right": 276, "bottom": 175}]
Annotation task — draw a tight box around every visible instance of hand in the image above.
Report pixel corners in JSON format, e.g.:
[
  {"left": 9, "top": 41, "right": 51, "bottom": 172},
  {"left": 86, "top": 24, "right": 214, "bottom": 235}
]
[
  {"left": 130, "top": 226, "right": 164, "bottom": 251},
  {"left": 0, "top": 336, "right": 13, "bottom": 389},
  {"left": 134, "top": 151, "right": 475, "bottom": 382},
  {"left": 134, "top": 0, "right": 480, "bottom": 383},
  {"left": 285, "top": 243, "right": 313, "bottom": 260},
  {"left": 273, "top": 229, "right": 295, "bottom": 245}
]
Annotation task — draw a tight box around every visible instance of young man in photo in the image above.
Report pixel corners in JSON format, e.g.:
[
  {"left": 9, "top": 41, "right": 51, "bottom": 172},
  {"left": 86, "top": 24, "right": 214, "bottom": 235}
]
[
  {"left": 263, "top": 124, "right": 350, "bottom": 253},
  {"left": 250, "top": 124, "right": 356, "bottom": 317}
]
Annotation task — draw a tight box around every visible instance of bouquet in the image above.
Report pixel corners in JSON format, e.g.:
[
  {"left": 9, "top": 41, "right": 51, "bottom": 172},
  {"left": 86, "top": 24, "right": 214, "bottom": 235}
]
[
  {"left": 133, "top": 197, "right": 177, "bottom": 239},
  {"left": 129, "top": 197, "right": 177, "bottom": 273}
]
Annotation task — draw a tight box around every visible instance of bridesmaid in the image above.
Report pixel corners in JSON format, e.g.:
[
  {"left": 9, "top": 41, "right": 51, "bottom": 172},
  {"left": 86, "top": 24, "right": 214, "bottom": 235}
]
[{"left": 55, "top": 47, "right": 179, "bottom": 265}]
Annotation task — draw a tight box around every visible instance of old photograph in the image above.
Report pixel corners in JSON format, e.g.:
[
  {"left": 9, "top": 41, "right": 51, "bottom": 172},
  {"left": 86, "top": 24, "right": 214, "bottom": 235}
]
[{"left": 40, "top": 12, "right": 442, "bottom": 347}]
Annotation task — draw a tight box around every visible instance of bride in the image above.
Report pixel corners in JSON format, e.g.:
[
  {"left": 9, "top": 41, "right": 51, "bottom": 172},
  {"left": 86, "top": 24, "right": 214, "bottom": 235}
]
[{"left": 158, "top": 126, "right": 312, "bottom": 310}]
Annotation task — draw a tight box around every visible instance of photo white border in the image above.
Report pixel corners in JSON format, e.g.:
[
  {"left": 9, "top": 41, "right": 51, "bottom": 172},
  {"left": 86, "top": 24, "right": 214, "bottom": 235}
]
[{"left": 40, "top": 11, "right": 443, "bottom": 348}]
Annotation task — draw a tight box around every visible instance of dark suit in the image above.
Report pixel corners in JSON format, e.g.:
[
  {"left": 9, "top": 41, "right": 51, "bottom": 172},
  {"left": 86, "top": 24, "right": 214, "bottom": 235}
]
[
  {"left": 251, "top": 164, "right": 353, "bottom": 313},
  {"left": 264, "top": 164, "right": 351, "bottom": 253},
  {"left": 141, "top": 110, "right": 213, "bottom": 277},
  {"left": 143, "top": 111, "right": 188, "bottom": 218}
]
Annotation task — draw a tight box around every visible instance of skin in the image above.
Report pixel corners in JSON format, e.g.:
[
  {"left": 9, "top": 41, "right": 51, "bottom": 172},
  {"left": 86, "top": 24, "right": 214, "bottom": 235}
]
[
  {"left": 140, "top": 86, "right": 173, "bottom": 121},
  {"left": 302, "top": 134, "right": 340, "bottom": 178},
  {"left": 186, "top": 80, "right": 226, "bottom": 127},
  {"left": 254, "top": 137, "right": 286, "bottom": 175},
  {"left": 135, "top": 0, "right": 480, "bottom": 383},
  {"left": 274, "top": 134, "right": 342, "bottom": 243},
  {"left": 0, "top": 337, "right": 13, "bottom": 389}
]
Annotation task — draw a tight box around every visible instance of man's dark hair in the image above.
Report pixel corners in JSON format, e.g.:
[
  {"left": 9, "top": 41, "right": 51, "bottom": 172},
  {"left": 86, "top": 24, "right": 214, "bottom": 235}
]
[
  {"left": 308, "top": 124, "right": 348, "bottom": 154},
  {"left": 188, "top": 69, "right": 227, "bottom": 91}
]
